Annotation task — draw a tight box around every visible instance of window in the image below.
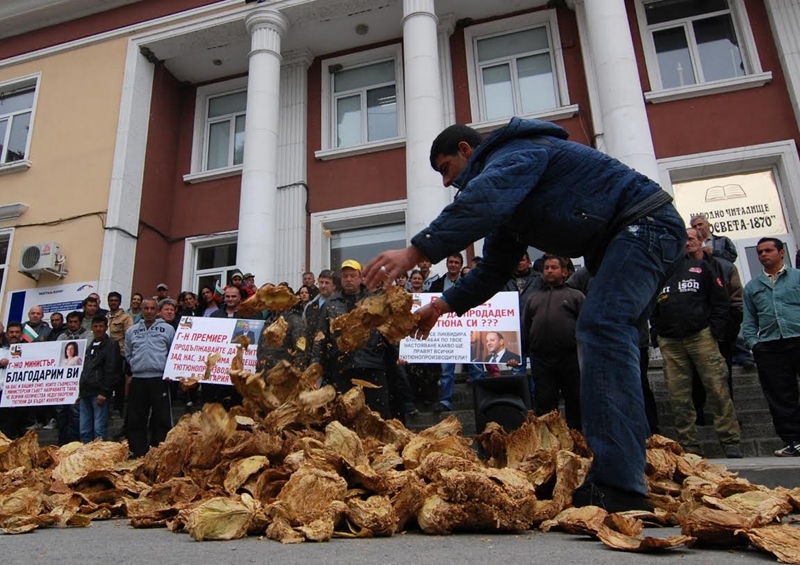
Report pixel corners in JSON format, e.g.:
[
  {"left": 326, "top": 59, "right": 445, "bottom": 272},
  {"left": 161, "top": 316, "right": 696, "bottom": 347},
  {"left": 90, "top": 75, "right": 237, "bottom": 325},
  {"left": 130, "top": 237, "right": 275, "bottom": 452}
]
[
  {"left": 205, "top": 91, "right": 246, "bottom": 171},
  {"left": 186, "top": 77, "right": 248, "bottom": 182},
  {"left": 182, "top": 233, "right": 239, "bottom": 294},
  {"left": 464, "top": 11, "right": 574, "bottom": 126},
  {"left": 318, "top": 45, "right": 405, "bottom": 158},
  {"left": 330, "top": 223, "right": 406, "bottom": 269},
  {"left": 309, "top": 200, "right": 406, "bottom": 274},
  {"left": 0, "top": 230, "right": 11, "bottom": 313},
  {"left": 0, "top": 75, "right": 38, "bottom": 166},
  {"left": 636, "top": 0, "right": 768, "bottom": 98}
]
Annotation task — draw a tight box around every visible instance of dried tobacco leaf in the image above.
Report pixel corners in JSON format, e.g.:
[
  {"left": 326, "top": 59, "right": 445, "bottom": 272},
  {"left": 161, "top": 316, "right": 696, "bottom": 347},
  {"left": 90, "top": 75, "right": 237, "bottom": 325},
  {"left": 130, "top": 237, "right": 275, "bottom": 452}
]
[
  {"left": 0, "top": 431, "right": 39, "bottom": 471},
  {"left": 185, "top": 496, "right": 254, "bottom": 541},
  {"left": 596, "top": 524, "right": 695, "bottom": 552},
  {"left": 262, "top": 316, "right": 288, "bottom": 348},
  {"left": 51, "top": 441, "right": 129, "bottom": 485},
  {"left": 702, "top": 490, "right": 793, "bottom": 526},
  {"left": 680, "top": 506, "right": 754, "bottom": 546},
  {"left": 224, "top": 456, "right": 269, "bottom": 495},
  {"left": 239, "top": 285, "right": 299, "bottom": 317},
  {"left": 739, "top": 524, "right": 800, "bottom": 564},
  {"left": 540, "top": 506, "right": 607, "bottom": 535}
]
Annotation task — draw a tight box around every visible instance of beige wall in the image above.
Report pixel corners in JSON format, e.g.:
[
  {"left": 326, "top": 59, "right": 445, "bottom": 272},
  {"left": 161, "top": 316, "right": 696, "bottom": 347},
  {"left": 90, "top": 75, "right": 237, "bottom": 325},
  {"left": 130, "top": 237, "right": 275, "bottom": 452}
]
[{"left": 0, "top": 37, "right": 128, "bottom": 307}]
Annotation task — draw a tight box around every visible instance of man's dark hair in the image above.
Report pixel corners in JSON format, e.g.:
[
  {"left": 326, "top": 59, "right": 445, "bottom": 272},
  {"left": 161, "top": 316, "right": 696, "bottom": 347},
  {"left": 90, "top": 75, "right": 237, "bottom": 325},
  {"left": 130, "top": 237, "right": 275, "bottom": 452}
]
[
  {"left": 6, "top": 321, "right": 23, "bottom": 331},
  {"left": 543, "top": 254, "right": 568, "bottom": 269},
  {"left": 66, "top": 311, "right": 83, "bottom": 322},
  {"left": 82, "top": 296, "right": 98, "bottom": 308},
  {"left": 51, "top": 312, "right": 63, "bottom": 320},
  {"left": 107, "top": 291, "right": 122, "bottom": 301},
  {"left": 521, "top": 251, "right": 531, "bottom": 261},
  {"left": 92, "top": 315, "right": 108, "bottom": 326},
  {"left": 472, "top": 256, "right": 483, "bottom": 264},
  {"left": 303, "top": 271, "right": 314, "bottom": 277},
  {"left": 757, "top": 237, "right": 784, "bottom": 251},
  {"left": 489, "top": 331, "right": 505, "bottom": 340},
  {"left": 429, "top": 124, "right": 483, "bottom": 170},
  {"left": 318, "top": 269, "right": 339, "bottom": 287},
  {"left": 132, "top": 292, "right": 144, "bottom": 300},
  {"left": 448, "top": 252, "right": 464, "bottom": 266}
]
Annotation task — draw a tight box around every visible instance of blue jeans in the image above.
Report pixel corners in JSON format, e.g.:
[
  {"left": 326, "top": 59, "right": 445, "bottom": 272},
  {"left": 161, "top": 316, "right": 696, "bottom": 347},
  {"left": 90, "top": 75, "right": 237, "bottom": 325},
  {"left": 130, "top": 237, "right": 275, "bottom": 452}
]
[
  {"left": 576, "top": 204, "right": 685, "bottom": 496},
  {"left": 439, "top": 363, "right": 485, "bottom": 408},
  {"left": 79, "top": 395, "right": 109, "bottom": 443}
]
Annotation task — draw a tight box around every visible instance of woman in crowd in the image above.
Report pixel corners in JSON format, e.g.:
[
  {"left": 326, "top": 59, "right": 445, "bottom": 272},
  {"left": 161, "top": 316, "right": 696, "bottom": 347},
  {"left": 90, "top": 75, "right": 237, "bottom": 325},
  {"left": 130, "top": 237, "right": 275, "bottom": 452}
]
[
  {"left": 295, "top": 285, "right": 313, "bottom": 319},
  {"left": 199, "top": 286, "right": 219, "bottom": 317},
  {"left": 395, "top": 272, "right": 409, "bottom": 288}
]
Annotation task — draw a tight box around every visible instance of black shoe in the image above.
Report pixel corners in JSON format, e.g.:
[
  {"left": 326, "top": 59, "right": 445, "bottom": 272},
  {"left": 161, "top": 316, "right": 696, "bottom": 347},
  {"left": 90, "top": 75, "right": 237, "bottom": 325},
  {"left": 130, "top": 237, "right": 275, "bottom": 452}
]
[
  {"left": 774, "top": 442, "right": 800, "bottom": 457},
  {"left": 723, "top": 443, "right": 743, "bottom": 458},
  {"left": 572, "top": 482, "right": 649, "bottom": 513},
  {"left": 433, "top": 402, "right": 451, "bottom": 414}
]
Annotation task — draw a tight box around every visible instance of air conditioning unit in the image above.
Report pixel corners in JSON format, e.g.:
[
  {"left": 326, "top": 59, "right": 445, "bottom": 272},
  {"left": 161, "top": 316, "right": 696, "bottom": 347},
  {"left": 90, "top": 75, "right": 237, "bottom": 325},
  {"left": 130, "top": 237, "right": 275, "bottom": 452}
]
[{"left": 18, "top": 242, "right": 67, "bottom": 280}]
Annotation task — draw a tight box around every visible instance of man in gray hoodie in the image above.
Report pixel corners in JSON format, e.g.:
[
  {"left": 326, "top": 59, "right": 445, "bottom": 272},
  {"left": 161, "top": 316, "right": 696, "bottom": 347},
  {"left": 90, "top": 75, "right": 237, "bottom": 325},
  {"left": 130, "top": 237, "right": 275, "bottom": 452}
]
[{"left": 124, "top": 297, "right": 175, "bottom": 458}]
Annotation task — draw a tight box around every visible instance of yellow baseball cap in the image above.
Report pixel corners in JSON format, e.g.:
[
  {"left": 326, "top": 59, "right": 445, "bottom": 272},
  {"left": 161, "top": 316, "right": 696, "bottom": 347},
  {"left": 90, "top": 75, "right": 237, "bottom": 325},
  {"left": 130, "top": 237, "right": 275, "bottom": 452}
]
[{"left": 341, "top": 259, "right": 362, "bottom": 271}]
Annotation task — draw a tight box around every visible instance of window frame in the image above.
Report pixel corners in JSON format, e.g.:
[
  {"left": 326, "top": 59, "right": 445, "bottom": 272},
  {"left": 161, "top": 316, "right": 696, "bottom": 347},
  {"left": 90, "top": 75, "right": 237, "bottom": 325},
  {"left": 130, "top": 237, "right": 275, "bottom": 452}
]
[
  {"left": 0, "top": 228, "right": 14, "bottom": 316},
  {"left": 635, "top": 0, "right": 771, "bottom": 103},
  {"left": 463, "top": 10, "right": 577, "bottom": 131},
  {"left": 0, "top": 73, "right": 40, "bottom": 175},
  {"left": 317, "top": 44, "right": 406, "bottom": 161},
  {"left": 309, "top": 200, "right": 407, "bottom": 275},
  {"left": 181, "top": 231, "right": 239, "bottom": 293},
  {"left": 185, "top": 76, "right": 248, "bottom": 184}
]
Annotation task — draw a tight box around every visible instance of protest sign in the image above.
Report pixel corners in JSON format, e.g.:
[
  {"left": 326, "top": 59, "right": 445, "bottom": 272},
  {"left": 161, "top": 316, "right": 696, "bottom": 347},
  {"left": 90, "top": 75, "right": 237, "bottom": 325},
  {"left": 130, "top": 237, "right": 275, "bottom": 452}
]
[
  {"left": 0, "top": 340, "right": 86, "bottom": 407},
  {"left": 163, "top": 317, "right": 264, "bottom": 385},
  {"left": 5, "top": 280, "right": 98, "bottom": 325},
  {"left": 399, "top": 291, "right": 520, "bottom": 364}
]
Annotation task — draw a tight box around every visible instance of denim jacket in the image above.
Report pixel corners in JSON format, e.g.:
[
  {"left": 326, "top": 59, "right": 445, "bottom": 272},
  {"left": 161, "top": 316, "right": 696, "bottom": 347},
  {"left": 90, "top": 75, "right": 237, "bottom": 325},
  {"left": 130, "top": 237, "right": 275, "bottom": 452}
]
[
  {"left": 743, "top": 267, "right": 800, "bottom": 349},
  {"left": 411, "top": 117, "right": 672, "bottom": 315}
]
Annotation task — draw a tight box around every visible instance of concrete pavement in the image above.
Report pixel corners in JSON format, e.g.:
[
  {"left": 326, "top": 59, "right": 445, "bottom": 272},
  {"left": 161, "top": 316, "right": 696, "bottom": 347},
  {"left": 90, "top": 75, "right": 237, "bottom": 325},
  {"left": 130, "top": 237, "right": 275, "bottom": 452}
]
[{"left": 1, "top": 519, "right": 786, "bottom": 565}]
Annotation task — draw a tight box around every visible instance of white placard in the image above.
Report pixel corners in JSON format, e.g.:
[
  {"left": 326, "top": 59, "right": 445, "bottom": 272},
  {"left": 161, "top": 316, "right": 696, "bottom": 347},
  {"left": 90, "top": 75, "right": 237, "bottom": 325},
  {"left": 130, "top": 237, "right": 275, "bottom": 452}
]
[
  {"left": 0, "top": 340, "right": 87, "bottom": 407},
  {"left": 400, "top": 291, "right": 521, "bottom": 364},
  {"left": 163, "top": 317, "right": 263, "bottom": 385}
]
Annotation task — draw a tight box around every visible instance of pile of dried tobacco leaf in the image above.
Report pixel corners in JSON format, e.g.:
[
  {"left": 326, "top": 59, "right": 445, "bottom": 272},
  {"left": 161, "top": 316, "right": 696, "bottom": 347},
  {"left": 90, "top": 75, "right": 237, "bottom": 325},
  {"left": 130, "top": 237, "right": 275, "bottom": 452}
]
[{"left": 1, "top": 284, "right": 799, "bottom": 562}]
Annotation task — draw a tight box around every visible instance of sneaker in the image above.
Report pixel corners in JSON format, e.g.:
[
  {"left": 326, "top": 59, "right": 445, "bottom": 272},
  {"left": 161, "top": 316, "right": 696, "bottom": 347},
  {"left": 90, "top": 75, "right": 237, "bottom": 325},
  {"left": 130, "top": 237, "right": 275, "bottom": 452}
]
[
  {"left": 25, "top": 421, "right": 43, "bottom": 431},
  {"left": 774, "top": 442, "right": 800, "bottom": 457},
  {"left": 572, "top": 482, "right": 650, "bottom": 513},
  {"left": 42, "top": 418, "right": 57, "bottom": 430},
  {"left": 723, "top": 443, "right": 743, "bottom": 458}
]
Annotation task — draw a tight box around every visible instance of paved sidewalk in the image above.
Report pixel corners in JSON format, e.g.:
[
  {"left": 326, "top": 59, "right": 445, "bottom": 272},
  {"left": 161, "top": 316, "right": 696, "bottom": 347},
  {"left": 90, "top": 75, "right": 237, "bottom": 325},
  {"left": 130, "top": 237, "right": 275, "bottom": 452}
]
[
  {"left": 710, "top": 456, "right": 800, "bottom": 488},
  {"left": 1, "top": 519, "right": 787, "bottom": 565}
]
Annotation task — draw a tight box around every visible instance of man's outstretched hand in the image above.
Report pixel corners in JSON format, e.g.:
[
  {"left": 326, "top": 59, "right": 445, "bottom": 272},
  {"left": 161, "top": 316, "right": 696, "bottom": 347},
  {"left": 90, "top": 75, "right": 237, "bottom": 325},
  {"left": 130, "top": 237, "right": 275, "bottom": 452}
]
[
  {"left": 363, "top": 245, "right": 426, "bottom": 290},
  {"left": 411, "top": 298, "right": 451, "bottom": 340}
]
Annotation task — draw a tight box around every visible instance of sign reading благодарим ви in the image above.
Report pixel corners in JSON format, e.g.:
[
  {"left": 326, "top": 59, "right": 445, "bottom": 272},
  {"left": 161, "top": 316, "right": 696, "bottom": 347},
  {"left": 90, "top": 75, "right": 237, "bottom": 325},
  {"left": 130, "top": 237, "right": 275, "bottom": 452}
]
[{"left": 0, "top": 340, "right": 86, "bottom": 407}]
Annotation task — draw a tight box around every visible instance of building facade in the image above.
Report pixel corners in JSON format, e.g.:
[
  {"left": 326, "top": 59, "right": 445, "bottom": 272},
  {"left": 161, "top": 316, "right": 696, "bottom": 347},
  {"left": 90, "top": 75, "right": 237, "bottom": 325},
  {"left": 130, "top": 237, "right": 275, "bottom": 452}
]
[{"left": 1, "top": 0, "right": 799, "bottom": 315}]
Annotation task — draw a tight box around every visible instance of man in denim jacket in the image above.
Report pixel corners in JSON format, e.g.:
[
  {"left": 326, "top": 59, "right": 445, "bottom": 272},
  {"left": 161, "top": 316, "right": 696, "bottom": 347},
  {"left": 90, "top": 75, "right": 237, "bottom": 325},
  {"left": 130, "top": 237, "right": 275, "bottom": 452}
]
[
  {"left": 743, "top": 237, "right": 800, "bottom": 457},
  {"left": 365, "top": 118, "right": 686, "bottom": 512}
]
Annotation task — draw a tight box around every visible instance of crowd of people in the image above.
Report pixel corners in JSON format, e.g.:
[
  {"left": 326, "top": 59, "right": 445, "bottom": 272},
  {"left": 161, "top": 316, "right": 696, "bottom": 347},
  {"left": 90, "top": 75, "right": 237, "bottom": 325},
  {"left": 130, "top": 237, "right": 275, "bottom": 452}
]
[{"left": 2, "top": 116, "right": 800, "bottom": 520}]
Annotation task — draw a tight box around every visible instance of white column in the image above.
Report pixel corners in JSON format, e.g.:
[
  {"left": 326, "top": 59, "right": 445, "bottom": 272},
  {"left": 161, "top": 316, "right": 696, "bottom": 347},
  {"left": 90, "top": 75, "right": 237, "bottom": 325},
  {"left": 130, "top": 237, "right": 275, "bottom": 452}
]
[
  {"left": 437, "top": 13, "right": 457, "bottom": 127},
  {"left": 275, "top": 50, "right": 313, "bottom": 288},
  {"left": 766, "top": 0, "right": 800, "bottom": 133},
  {"left": 580, "top": 0, "right": 659, "bottom": 181},
  {"left": 237, "top": 8, "right": 288, "bottom": 284},
  {"left": 403, "top": 0, "right": 450, "bottom": 242}
]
